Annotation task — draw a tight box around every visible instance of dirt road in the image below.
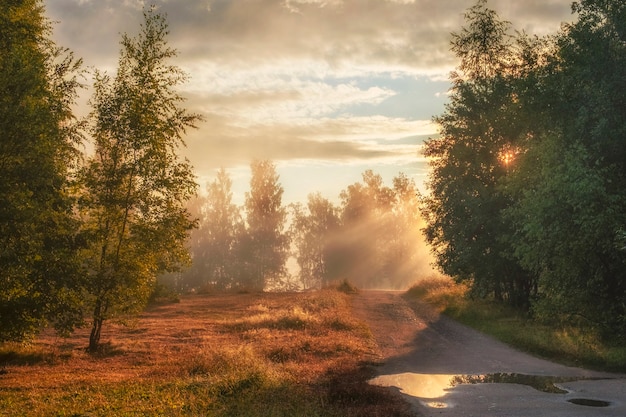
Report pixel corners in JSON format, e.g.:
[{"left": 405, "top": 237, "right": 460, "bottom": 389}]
[{"left": 352, "top": 290, "right": 626, "bottom": 417}]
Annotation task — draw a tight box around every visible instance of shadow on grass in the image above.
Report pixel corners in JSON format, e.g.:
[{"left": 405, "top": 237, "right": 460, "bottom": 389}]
[
  {"left": 210, "top": 365, "right": 416, "bottom": 417},
  {"left": 321, "top": 364, "right": 416, "bottom": 417},
  {"left": 0, "top": 346, "right": 67, "bottom": 367}
]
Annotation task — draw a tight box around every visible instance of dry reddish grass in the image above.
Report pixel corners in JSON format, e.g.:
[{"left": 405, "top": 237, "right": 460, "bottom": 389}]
[
  {"left": 0, "top": 290, "right": 415, "bottom": 416},
  {"left": 3, "top": 293, "right": 251, "bottom": 387}
]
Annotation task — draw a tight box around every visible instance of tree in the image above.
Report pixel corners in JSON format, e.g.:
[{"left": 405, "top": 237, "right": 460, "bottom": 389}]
[
  {"left": 505, "top": 137, "right": 624, "bottom": 332},
  {"left": 0, "top": 0, "right": 84, "bottom": 342},
  {"left": 387, "top": 173, "right": 432, "bottom": 288},
  {"left": 79, "top": 8, "right": 199, "bottom": 351},
  {"left": 290, "top": 193, "right": 340, "bottom": 289},
  {"left": 335, "top": 171, "right": 390, "bottom": 288},
  {"left": 242, "top": 160, "right": 289, "bottom": 291},
  {"left": 187, "top": 168, "right": 242, "bottom": 290},
  {"left": 503, "top": 0, "right": 626, "bottom": 335},
  {"left": 422, "top": 0, "right": 626, "bottom": 335},
  {"left": 421, "top": 0, "right": 536, "bottom": 307},
  {"left": 334, "top": 170, "right": 426, "bottom": 289},
  {"left": 451, "top": 0, "right": 511, "bottom": 80}
]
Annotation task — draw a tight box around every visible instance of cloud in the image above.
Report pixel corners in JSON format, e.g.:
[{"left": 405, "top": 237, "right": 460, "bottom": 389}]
[
  {"left": 47, "top": 0, "right": 575, "bottom": 90},
  {"left": 184, "top": 67, "right": 396, "bottom": 121},
  {"left": 45, "top": 0, "right": 574, "bottom": 202},
  {"left": 48, "top": 0, "right": 575, "bottom": 73},
  {"left": 185, "top": 112, "right": 434, "bottom": 169}
]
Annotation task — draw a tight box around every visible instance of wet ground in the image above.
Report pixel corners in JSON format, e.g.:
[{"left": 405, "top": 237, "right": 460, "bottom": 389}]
[{"left": 353, "top": 291, "right": 626, "bottom": 416}]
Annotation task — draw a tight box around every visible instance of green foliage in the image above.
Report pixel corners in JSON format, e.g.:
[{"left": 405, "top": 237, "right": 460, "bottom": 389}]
[
  {"left": 505, "top": 137, "right": 625, "bottom": 333},
  {"left": 502, "top": 0, "right": 626, "bottom": 336},
  {"left": 451, "top": 0, "right": 512, "bottom": 79},
  {"left": 421, "top": 0, "right": 535, "bottom": 307},
  {"left": 422, "top": 0, "right": 626, "bottom": 337},
  {"left": 0, "top": 0, "right": 85, "bottom": 342},
  {"left": 79, "top": 7, "right": 199, "bottom": 350}
]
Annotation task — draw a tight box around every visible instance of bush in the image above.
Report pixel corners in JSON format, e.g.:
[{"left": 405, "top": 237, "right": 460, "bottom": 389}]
[
  {"left": 149, "top": 283, "right": 180, "bottom": 305},
  {"left": 406, "top": 275, "right": 467, "bottom": 313},
  {"left": 336, "top": 280, "right": 359, "bottom": 294}
]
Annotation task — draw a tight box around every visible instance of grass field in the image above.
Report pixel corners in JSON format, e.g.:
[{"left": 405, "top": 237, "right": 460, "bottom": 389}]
[
  {"left": 405, "top": 276, "right": 626, "bottom": 373},
  {"left": 0, "top": 289, "right": 414, "bottom": 417}
]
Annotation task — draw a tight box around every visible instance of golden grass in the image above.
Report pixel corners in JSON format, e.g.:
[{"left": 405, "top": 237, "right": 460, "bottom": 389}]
[
  {"left": 0, "top": 289, "right": 414, "bottom": 416},
  {"left": 405, "top": 275, "right": 469, "bottom": 314}
]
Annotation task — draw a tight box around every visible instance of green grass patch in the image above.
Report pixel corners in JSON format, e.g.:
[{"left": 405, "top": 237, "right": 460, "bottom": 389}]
[
  {"left": 406, "top": 277, "right": 626, "bottom": 373},
  {"left": 0, "top": 378, "right": 315, "bottom": 417}
]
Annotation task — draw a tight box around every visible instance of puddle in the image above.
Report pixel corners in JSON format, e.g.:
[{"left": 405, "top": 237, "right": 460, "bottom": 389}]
[
  {"left": 568, "top": 398, "right": 611, "bottom": 407},
  {"left": 369, "top": 373, "right": 458, "bottom": 400},
  {"left": 369, "top": 372, "right": 593, "bottom": 408}
]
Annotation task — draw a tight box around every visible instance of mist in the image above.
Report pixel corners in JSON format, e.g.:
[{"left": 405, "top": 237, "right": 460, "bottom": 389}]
[
  {"left": 173, "top": 164, "right": 439, "bottom": 292},
  {"left": 324, "top": 187, "right": 438, "bottom": 290}
]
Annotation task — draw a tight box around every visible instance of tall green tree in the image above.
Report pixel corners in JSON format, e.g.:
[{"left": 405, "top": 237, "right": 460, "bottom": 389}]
[
  {"left": 423, "top": 0, "right": 626, "bottom": 335},
  {"left": 0, "top": 0, "right": 84, "bottom": 342},
  {"left": 242, "top": 160, "right": 289, "bottom": 291},
  {"left": 421, "top": 0, "right": 536, "bottom": 306},
  {"left": 504, "top": 0, "right": 626, "bottom": 335},
  {"left": 80, "top": 8, "right": 199, "bottom": 351},
  {"left": 505, "top": 137, "right": 624, "bottom": 331}
]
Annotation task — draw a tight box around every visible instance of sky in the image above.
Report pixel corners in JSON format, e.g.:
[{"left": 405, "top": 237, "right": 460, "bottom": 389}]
[{"left": 46, "top": 0, "right": 576, "bottom": 205}]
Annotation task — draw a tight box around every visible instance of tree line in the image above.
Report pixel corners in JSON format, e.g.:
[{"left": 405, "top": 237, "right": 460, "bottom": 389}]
[
  {"left": 421, "top": 0, "right": 626, "bottom": 339},
  {"left": 177, "top": 164, "right": 431, "bottom": 293}
]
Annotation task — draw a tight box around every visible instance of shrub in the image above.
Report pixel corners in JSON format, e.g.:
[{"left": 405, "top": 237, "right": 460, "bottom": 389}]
[
  {"left": 149, "top": 283, "right": 180, "bottom": 305},
  {"left": 336, "top": 280, "right": 359, "bottom": 294}
]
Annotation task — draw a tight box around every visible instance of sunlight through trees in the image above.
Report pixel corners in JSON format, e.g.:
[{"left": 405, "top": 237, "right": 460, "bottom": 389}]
[
  {"left": 2, "top": 0, "right": 625, "bottom": 348},
  {"left": 422, "top": 0, "right": 626, "bottom": 338}
]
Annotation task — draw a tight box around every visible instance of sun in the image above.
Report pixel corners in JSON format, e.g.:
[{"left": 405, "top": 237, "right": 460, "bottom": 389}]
[
  {"left": 502, "top": 151, "right": 514, "bottom": 166},
  {"left": 498, "top": 147, "right": 518, "bottom": 169}
]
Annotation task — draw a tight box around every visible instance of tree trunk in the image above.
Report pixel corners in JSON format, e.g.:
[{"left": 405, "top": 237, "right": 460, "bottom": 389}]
[{"left": 88, "top": 299, "right": 105, "bottom": 352}]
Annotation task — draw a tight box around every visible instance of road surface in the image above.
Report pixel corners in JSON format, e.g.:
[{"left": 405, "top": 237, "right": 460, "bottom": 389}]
[{"left": 353, "top": 290, "right": 626, "bottom": 417}]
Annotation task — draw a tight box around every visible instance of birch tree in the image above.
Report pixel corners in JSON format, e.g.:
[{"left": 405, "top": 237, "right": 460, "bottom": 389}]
[{"left": 80, "top": 8, "right": 199, "bottom": 351}]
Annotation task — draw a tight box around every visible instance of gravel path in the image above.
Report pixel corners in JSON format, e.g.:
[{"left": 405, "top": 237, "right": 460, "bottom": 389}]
[{"left": 352, "top": 290, "right": 626, "bottom": 416}]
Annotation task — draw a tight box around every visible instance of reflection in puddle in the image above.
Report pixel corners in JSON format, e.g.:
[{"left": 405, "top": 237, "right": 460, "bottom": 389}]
[
  {"left": 451, "top": 373, "right": 578, "bottom": 394},
  {"left": 370, "top": 373, "right": 458, "bottom": 400},
  {"left": 369, "top": 372, "right": 585, "bottom": 408}
]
